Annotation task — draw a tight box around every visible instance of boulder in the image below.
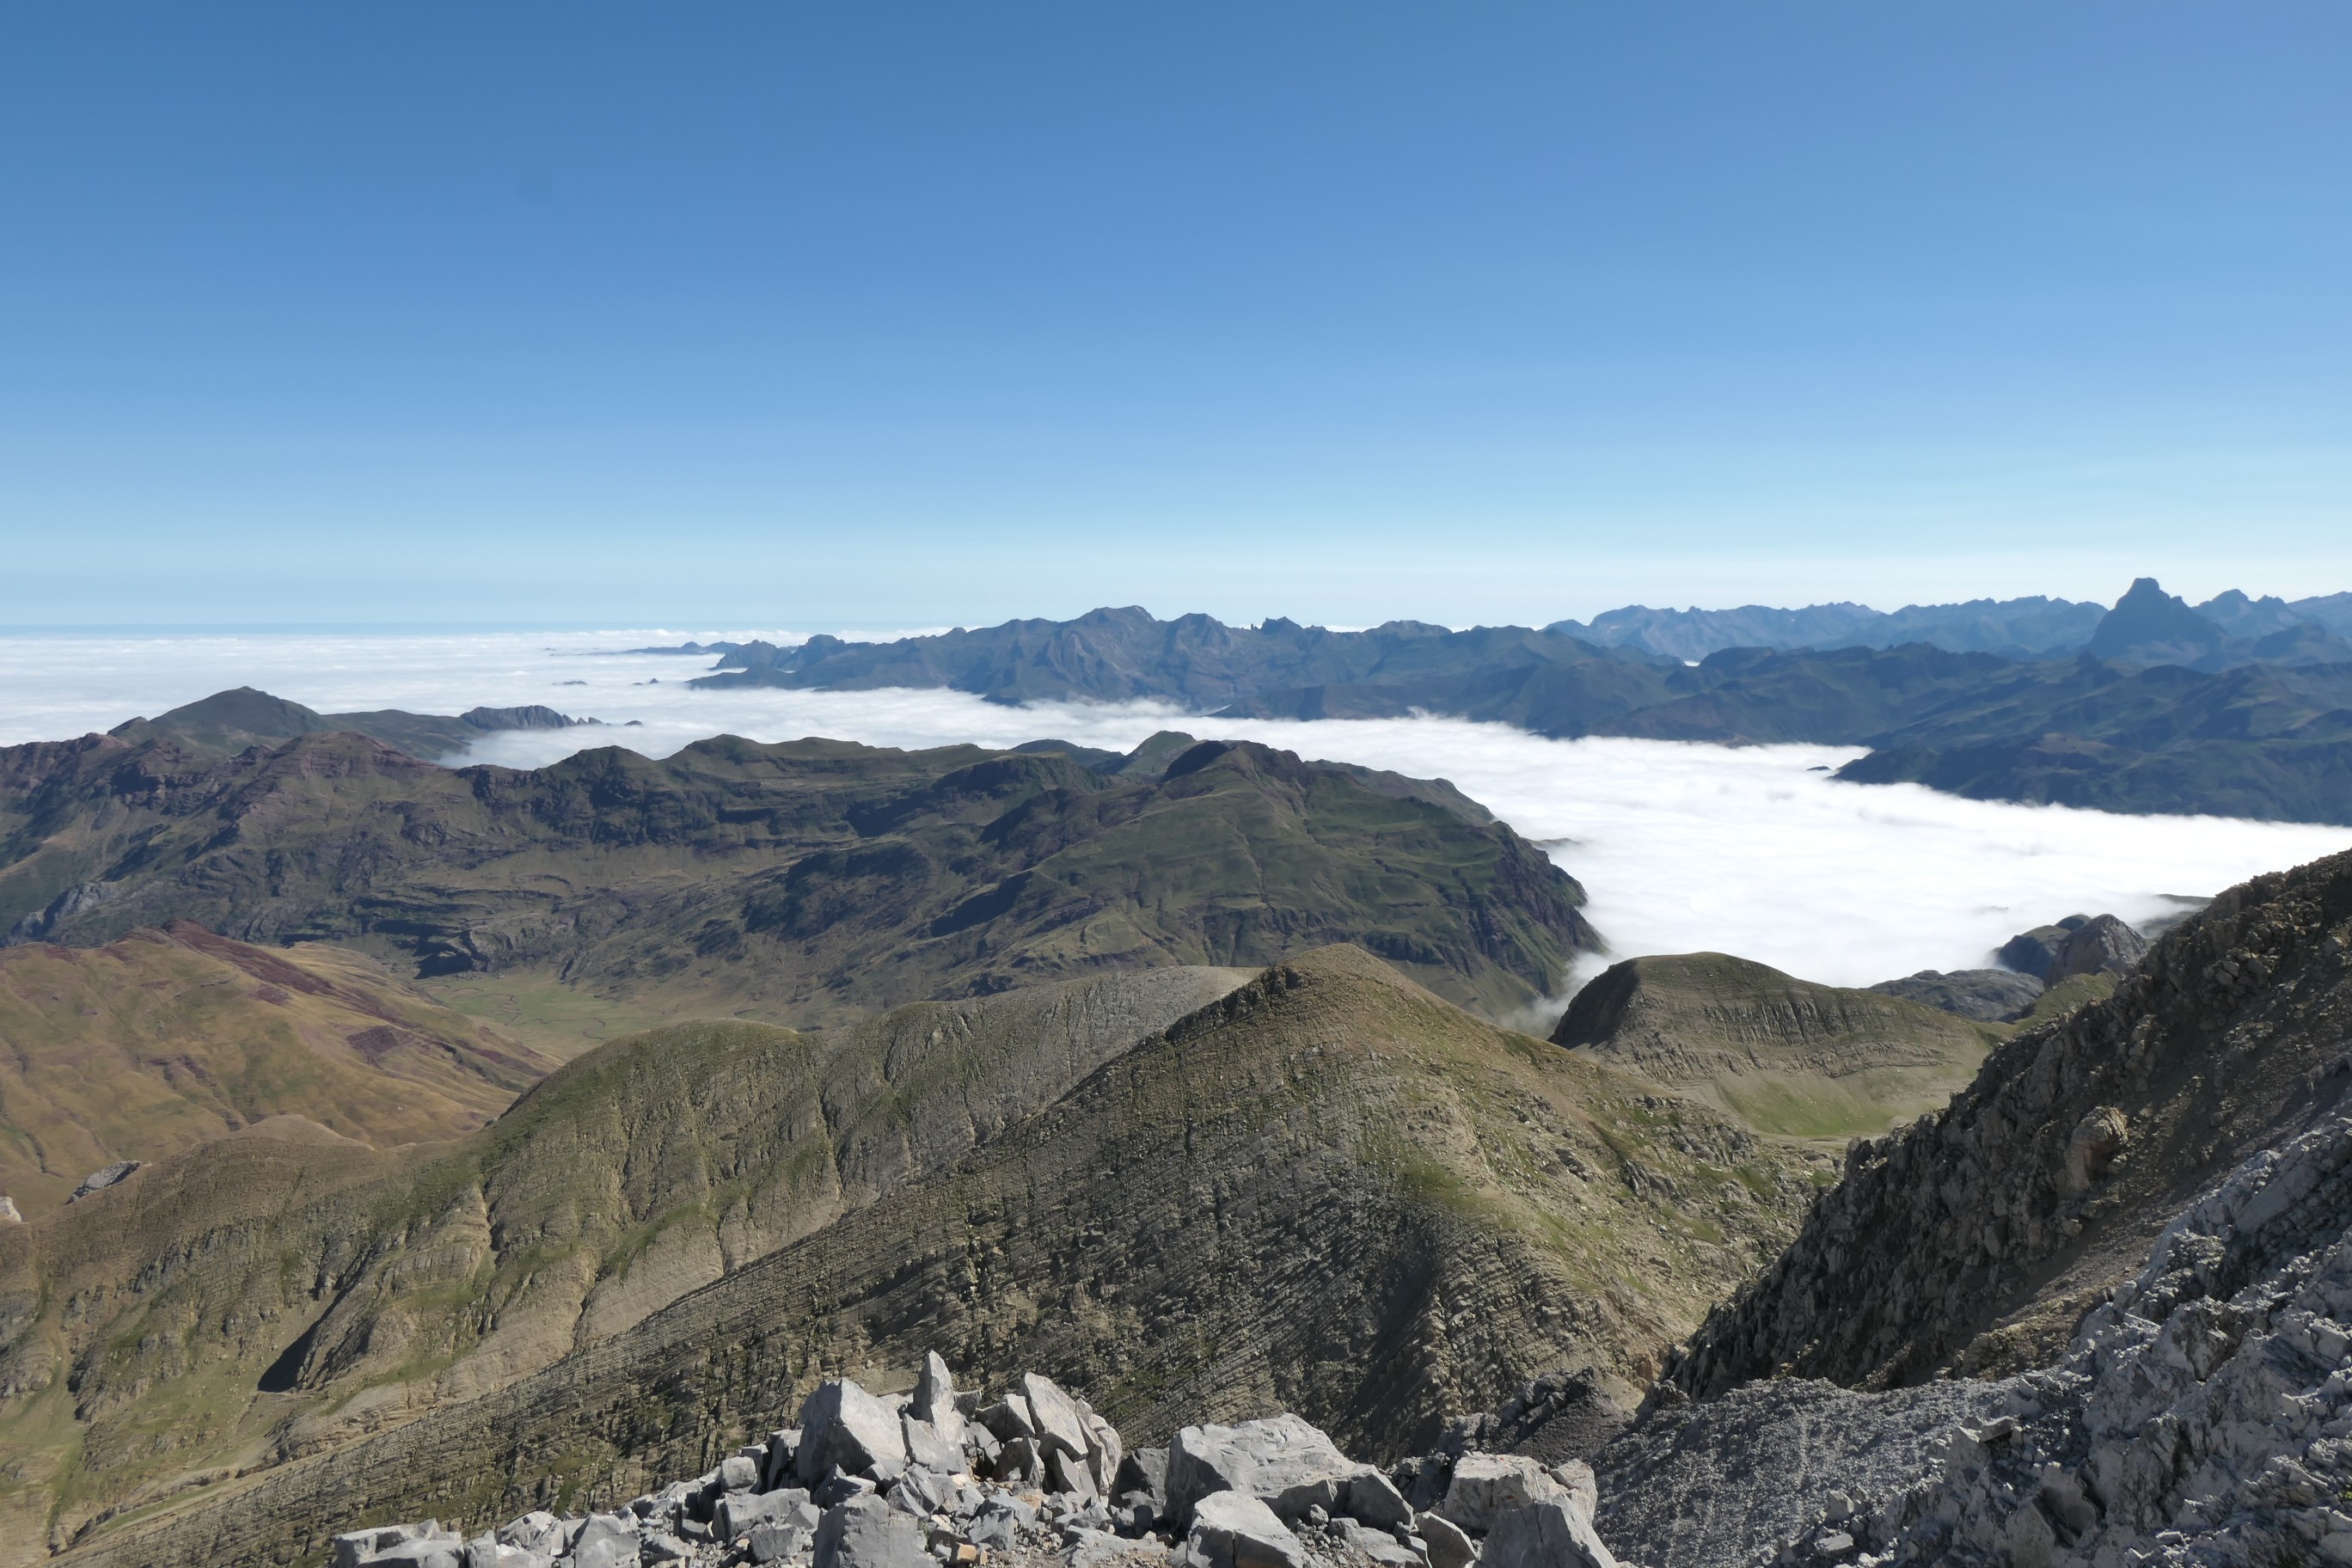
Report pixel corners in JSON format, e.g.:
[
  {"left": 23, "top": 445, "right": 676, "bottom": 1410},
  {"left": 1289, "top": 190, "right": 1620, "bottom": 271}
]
[
  {"left": 497, "top": 1513, "right": 561, "bottom": 1553},
  {"left": 1483, "top": 1499, "right": 1617, "bottom": 1568},
  {"left": 1187, "top": 1490, "right": 1308, "bottom": 1568},
  {"left": 913, "top": 1351, "right": 964, "bottom": 1446},
  {"left": 1416, "top": 1511, "right": 1476, "bottom": 1568},
  {"left": 977, "top": 1394, "right": 1038, "bottom": 1442},
  {"left": 1439, "top": 1455, "right": 1567, "bottom": 1534},
  {"left": 1117, "top": 1447, "right": 1171, "bottom": 1511},
  {"left": 799, "top": 1380, "right": 910, "bottom": 1484},
  {"left": 1347, "top": 1470, "right": 1413, "bottom": 1531},
  {"left": 813, "top": 1493, "right": 931, "bottom": 1568},
  {"left": 717, "top": 1487, "right": 816, "bottom": 1541},
  {"left": 1332, "top": 1518, "right": 1422, "bottom": 1568},
  {"left": 569, "top": 1513, "right": 640, "bottom": 1568},
  {"left": 720, "top": 1454, "right": 762, "bottom": 1491},
  {"left": 1020, "top": 1372, "right": 1091, "bottom": 1459},
  {"left": 1080, "top": 1406, "right": 1125, "bottom": 1494},
  {"left": 333, "top": 1523, "right": 457, "bottom": 1568},
  {"left": 1167, "top": 1414, "right": 1369, "bottom": 1528},
  {"left": 902, "top": 1414, "right": 962, "bottom": 1475},
  {"left": 1547, "top": 1460, "right": 1598, "bottom": 1522},
  {"left": 67, "top": 1161, "right": 142, "bottom": 1204}
]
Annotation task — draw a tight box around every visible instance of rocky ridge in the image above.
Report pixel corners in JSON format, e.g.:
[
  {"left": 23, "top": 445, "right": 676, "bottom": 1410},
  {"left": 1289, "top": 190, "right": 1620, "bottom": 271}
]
[
  {"left": 326, "top": 1354, "right": 1621, "bottom": 1568},
  {"left": 1588, "top": 1105, "right": 2352, "bottom": 1568},
  {"left": 1666, "top": 848, "right": 2352, "bottom": 1393}
]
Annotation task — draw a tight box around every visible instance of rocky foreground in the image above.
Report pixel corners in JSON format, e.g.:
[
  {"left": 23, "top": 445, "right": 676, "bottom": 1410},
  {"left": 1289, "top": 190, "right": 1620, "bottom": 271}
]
[{"left": 329, "top": 1357, "right": 1614, "bottom": 1568}]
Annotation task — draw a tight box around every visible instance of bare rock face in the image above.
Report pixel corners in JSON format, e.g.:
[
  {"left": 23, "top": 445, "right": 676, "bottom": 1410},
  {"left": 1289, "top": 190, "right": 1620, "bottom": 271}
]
[
  {"left": 1672, "top": 849, "right": 2352, "bottom": 1393},
  {"left": 1996, "top": 912, "right": 2148, "bottom": 985},
  {"left": 1602, "top": 1109, "right": 2352, "bottom": 1568},
  {"left": 1866, "top": 968, "right": 2045, "bottom": 1022}
]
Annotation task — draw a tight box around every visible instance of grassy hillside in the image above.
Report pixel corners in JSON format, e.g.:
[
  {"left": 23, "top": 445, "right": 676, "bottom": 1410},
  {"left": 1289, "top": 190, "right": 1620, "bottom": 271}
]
[
  {"left": 7, "top": 952, "right": 1823, "bottom": 1567},
  {"left": 0, "top": 966, "right": 1247, "bottom": 1560},
  {"left": 0, "top": 923, "right": 554, "bottom": 1214},
  {"left": 1552, "top": 952, "right": 2004, "bottom": 1142},
  {"left": 0, "top": 730, "right": 1595, "bottom": 1026}
]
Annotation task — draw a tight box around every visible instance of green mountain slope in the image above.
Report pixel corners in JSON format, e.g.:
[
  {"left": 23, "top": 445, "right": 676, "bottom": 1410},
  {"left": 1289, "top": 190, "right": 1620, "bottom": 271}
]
[
  {"left": 0, "top": 965, "right": 1251, "bottom": 1560},
  {"left": 32, "top": 948, "right": 1827, "bottom": 1568},
  {"left": 0, "top": 922, "right": 554, "bottom": 1214},
  {"left": 0, "top": 728, "right": 1596, "bottom": 1024},
  {"left": 1552, "top": 952, "right": 2002, "bottom": 1141}
]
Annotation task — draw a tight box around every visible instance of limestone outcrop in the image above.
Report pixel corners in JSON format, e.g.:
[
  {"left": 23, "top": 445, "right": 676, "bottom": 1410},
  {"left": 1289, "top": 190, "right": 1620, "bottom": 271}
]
[{"left": 327, "top": 1362, "right": 1623, "bottom": 1568}]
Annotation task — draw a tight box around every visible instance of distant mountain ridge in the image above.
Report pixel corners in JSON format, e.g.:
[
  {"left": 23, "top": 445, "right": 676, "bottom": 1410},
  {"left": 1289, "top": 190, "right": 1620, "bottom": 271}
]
[
  {"left": 106, "top": 685, "right": 609, "bottom": 761},
  {"left": 0, "top": 716, "right": 1598, "bottom": 1025},
  {"left": 638, "top": 583, "right": 2352, "bottom": 823}
]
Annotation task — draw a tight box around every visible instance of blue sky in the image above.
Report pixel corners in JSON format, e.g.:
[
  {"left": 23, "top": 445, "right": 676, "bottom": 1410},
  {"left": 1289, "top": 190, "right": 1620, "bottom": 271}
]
[{"left": 3, "top": 3, "right": 2345, "bottom": 628}]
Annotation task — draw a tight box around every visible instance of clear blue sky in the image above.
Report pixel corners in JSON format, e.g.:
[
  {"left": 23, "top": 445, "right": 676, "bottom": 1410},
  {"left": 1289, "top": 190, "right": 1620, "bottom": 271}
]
[{"left": 3, "top": 3, "right": 2345, "bottom": 628}]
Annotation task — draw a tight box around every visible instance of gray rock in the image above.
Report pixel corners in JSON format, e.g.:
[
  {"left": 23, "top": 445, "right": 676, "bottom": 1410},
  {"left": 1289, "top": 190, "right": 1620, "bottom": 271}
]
[
  {"left": 1116, "top": 1447, "right": 1170, "bottom": 1511},
  {"left": 640, "top": 1534, "right": 694, "bottom": 1565},
  {"left": 1545, "top": 1461, "right": 1596, "bottom": 1522},
  {"left": 995, "top": 1435, "right": 1043, "bottom": 1485},
  {"left": 334, "top": 1523, "right": 457, "bottom": 1568},
  {"left": 67, "top": 1160, "right": 144, "bottom": 1204},
  {"left": 1332, "top": 1519, "right": 1422, "bottom": 1568},
  {"left": 744, "top": 1519, "right": 805, "bottom": 1565},
  {"left": 762, "top": 1429, "right": 802, "bottom": 1491},
  {"left": 799, "top": 1380, "right": 911, "bottom": 1484},
  {"left": 2049, "top": 913, "right": 2147, "bottom": 982},
  {"left": 1415, "top": 1512, "right": 1475, "bottom": 1568},
  {"left": 1437, "top": 1455, "right": 1566, "bottom": 1534},
  {"left": 977, "top": 1394, "right": 1038, "bottom": 1443},
  {"left": 903, "top": 1414, "right": 962, "bottom": 1476},
  {"left": 913, "top": 1351, "right": 965, "bottom": 1447},
  {"left": 718, "top": 1487, "right": 816, "bottom": 1541},
  {"left": 1079, "top": 1406, "right": 1125, "bottom": 1495},
  {"left": 1050, "top": 1445, "right": 1099, "bottom": 1499},
  {"left": 499, "top": 1513, "right": 562, "bottom": 1553},
  {"left": 1483, "top": 1500, "right": 1617, "bottom": 1568},
  {"left": 1345, "top": 1471, "right": 1412, "bottom": 1532},
  {"left": 1865, "top": 968, "right": 2043, "bottom": 1021},
  {"left": 1021, "top": 1372, "right": 1091, "bottom": 1460},
  {"left": 1165, "top": 1414, "right": 1368, "bottom": 1528},
  {"left": 813, "top": 1494, "right": 930, "bottom": 1568},
  {"left": 722, "top": 1454, "right": 762, "bottom": 1491},
  {"left": 569, "top": 1512, "right": 640, "bottom": 1568},
  {"left": 1186, "top": 1490, "right": 1307, "bottom": 1568}
]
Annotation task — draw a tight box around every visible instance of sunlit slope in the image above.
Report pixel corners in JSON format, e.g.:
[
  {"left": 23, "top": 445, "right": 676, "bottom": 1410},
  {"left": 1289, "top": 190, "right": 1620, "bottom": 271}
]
[
  {"left": 0, "top": 922, "right": 552, "bottom": 1214},
  {"left": 64, "top": 947, "right": 1829, "bottom": 1568},
  {"left": 1553, "top": 952, "right": 2004, "bottom": 1140},
  {"left": 0, "top": 729, "right": 1596, "bottom": 1025},
  {"left": 0, "top": 966, "right": 1248, "bottom": 1563}
]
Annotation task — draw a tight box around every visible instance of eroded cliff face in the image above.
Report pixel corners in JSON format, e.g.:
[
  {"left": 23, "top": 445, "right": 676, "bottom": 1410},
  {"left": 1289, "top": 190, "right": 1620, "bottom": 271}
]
[{"left": 1669, "top": 847, "right": 2352, "bottom": 1397}]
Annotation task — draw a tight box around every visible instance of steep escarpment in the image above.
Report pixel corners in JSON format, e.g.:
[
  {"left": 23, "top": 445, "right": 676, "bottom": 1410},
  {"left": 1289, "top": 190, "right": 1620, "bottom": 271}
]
[
  {"left": 0, "top": 728, "right": 1596, "bottom": 1024},
  {"left": 1553, "top": 952, "right": 2000, "bottom": 1141},
  {"left": 53, "top": 947, "right": 1825, "bottom": 1568},
  {"left": 1669, "top": 846, "right": 2352, "bottom": 1396}
]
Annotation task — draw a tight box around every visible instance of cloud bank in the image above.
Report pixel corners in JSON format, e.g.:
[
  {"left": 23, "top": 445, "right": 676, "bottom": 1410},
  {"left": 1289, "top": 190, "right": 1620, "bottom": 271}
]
[{"left": 3, "top": 630, "right": 2344, "bottom": 991}]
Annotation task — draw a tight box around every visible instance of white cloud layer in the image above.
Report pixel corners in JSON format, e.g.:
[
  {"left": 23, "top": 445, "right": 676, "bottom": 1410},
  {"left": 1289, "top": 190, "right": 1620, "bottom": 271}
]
[{"left": 3, "top": 630, "right": 2345, "bottom": 991}]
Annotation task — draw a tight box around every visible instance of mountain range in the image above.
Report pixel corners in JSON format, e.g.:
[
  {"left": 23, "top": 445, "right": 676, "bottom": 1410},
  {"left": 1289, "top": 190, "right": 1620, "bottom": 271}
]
[
  {"left": 646, "top": 580, "right": 2352, "bottom": 823},
  {"left": 0, "top": 707, "right": 1595, "bottom": 1026}
]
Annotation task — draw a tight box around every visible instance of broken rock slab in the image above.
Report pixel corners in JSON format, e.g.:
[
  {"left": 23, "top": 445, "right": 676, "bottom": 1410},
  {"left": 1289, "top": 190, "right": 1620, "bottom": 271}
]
[
  {"left": 798, "top": 1380, "right": 910, "bottom": 1485},
  {"left": 1438, "top": 1454, "right": 1568, "bottom": 1534},
  {"left": 1485, "top": 1498, "right": 1619, "bottom": 1568},
  {"left": 1185, "top": 1489, "right": 1308, "bottom": 1568},
  {"left": 812, "top": 1492, "right": 929, "bottom": 1568}
]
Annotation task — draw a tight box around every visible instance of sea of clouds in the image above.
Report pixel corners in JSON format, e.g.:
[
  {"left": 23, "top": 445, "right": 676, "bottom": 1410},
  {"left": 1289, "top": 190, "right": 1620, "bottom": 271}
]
[{"left": 3, "top": 628, "right": 2346, "bottom": 991}]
